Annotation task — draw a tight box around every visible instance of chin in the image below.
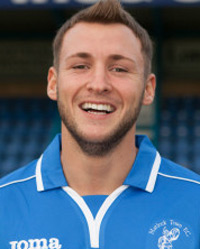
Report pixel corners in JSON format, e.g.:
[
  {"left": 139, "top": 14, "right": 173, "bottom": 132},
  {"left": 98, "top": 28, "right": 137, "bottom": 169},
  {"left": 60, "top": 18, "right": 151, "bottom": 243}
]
[{"left": 80, "top": 134, "right": 109, "bottom": 143}]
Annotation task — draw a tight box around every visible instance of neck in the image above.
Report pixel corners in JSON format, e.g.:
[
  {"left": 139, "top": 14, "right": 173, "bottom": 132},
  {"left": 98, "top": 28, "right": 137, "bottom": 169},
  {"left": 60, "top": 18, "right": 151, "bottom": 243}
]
[{"left": 61, "top": 127, "right": 137, "bottom": 196}]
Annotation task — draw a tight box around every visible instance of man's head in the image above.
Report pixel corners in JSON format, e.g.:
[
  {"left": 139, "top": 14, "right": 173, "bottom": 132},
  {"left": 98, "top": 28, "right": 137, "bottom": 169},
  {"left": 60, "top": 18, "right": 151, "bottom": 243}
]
[
  {"left": 47, "top": 0, "right": 156, "bottom": 157},
  {"left": 53, "top": 0, "right": 153, "bottom": 78}
]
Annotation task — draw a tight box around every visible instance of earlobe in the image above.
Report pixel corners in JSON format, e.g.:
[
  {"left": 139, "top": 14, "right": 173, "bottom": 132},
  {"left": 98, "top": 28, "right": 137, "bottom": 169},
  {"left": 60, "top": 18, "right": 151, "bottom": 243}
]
[
  {"left": 142, "top": 74, "right": 156, "bottom": 106},
  {"left": 47, "top": 67, "right": 58, "bottom": 101}
]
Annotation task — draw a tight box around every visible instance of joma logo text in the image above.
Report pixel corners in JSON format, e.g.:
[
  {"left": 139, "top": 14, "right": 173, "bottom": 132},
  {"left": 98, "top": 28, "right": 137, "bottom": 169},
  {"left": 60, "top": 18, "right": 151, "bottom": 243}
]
[{"left": 9, "top": 238, "right": 62, "bottom": 249}]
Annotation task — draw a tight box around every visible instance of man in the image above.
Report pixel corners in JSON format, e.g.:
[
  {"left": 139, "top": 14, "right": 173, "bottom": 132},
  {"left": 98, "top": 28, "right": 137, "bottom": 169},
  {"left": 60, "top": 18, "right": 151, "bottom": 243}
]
[{"left": 0, "top": 0, "right": 200, "bottom": 248}]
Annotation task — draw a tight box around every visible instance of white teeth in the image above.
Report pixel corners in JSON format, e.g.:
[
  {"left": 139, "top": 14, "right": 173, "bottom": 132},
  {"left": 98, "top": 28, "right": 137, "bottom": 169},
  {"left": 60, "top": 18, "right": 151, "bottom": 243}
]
[
  {"left": 91, "top": 103, "right": 96, "bottom": 110},
  {"left": 88, "top": 111, "right": 107, "bottom": 115},
  {"left": 81, "top": 103, "right": 114, "bottom": 113}
]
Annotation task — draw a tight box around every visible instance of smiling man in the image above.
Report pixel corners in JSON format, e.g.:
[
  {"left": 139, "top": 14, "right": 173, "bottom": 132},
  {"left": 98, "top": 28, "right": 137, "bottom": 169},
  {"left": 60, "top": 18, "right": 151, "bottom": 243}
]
[
  {"left": 1, "top": 1, "right": 200, "bottom": 249},
  {"left": 47, "top": 19, "right": 155, "bottom": 195}
]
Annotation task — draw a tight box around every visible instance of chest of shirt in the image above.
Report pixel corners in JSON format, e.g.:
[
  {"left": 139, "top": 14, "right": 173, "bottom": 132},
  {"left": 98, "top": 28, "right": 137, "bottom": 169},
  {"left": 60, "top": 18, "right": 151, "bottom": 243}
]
[{"left": 1, "top": 187, "right": 199, "bottom": 249}]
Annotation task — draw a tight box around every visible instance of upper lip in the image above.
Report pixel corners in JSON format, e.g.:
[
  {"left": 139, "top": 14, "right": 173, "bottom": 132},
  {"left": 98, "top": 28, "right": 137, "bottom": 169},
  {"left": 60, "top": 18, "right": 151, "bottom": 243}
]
[{"left": 79, "top": 101, "right": 116, "bottom": 113}]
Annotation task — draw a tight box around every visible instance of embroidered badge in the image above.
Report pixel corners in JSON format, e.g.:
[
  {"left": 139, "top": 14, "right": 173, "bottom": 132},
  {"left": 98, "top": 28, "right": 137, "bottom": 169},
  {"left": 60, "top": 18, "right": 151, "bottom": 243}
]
[
  {"left": 158, "top": 227, "right": 180, "bottom": 249},
  {"left": 147, "top": 219, "right": 193, "bottom": 248}
]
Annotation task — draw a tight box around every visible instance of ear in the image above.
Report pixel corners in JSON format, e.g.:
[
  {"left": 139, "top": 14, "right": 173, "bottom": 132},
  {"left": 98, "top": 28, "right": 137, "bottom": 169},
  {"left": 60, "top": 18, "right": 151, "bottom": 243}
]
[
  {"left": 142, "top": 73, "right": 156, "bottom": 106},
  {"left": 47, "top": 66, "right": 58, "bottom": 101}
]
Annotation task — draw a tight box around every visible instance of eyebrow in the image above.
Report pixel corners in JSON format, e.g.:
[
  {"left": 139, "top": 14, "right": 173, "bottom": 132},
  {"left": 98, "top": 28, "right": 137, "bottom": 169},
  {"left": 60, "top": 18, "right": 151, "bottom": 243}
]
[
  {"left": 65, "top": 52, "right": 92, "bottom": 60},
  {"left": 65, "top": 52, "right": 136, "bottom": 65},
  {"left": 109, "top": 54, "right": 136, "bottom": 65}
]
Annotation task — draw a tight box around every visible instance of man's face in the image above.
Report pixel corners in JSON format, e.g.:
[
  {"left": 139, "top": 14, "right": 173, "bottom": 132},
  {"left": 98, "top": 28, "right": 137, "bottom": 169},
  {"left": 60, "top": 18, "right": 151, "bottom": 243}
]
[{"left": 48, "top": 22, "right": 155, "bottom": 156}]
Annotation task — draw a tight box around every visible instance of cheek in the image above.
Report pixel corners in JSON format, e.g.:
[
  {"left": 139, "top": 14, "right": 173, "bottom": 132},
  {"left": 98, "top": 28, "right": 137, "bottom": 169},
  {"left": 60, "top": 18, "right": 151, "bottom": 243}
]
[
  {"left": 57, "top": 79, "right": 85, "bottom": 114},
  {"left": 59, "top": 72, "right": 86, "bottom": 91},
  {"left": 57, "top": 76, "right": 77, "bottom": 98},
  {"left": 117, "top": 84, "right": 142, "bottom": 106}
]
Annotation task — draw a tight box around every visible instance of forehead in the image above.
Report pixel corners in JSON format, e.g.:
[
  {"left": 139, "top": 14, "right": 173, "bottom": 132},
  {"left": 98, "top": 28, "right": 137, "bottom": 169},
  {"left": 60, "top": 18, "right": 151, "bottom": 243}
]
[{"left": 60, "top": 22, "right": 143, "bottom": 63}]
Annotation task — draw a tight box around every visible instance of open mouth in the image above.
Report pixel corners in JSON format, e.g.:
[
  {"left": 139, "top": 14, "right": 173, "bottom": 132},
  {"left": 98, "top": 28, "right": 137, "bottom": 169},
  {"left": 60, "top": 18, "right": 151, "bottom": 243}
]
[{"left": 80, "top": 102, "right": 115, "bottom": 115}]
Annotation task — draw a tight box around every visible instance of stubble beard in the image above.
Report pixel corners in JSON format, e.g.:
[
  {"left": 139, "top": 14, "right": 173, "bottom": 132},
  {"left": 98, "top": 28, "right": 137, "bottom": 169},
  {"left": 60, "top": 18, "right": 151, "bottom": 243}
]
[{"left": 57, "top": 93, "right": 144, "bottom": 157}]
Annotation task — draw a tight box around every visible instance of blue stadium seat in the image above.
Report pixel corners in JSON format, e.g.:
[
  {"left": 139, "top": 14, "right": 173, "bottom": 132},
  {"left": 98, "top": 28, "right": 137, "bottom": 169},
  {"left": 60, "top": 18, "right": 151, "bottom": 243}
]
[
  {"left": 0, "top": 98, "right": 58, "bottom": 177},
  {"left": 159, "top": 97, "right": 200, "bottom": 174}
]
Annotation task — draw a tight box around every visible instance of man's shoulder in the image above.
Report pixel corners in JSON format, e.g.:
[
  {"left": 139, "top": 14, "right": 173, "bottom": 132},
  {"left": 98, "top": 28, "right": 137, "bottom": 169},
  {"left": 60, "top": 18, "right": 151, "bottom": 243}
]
[
  {"left": 159, "top": 157, "right": 200, "bottom": 189},
  {"left": 0, "top": 159, "right": 37, "bottom": 191}
]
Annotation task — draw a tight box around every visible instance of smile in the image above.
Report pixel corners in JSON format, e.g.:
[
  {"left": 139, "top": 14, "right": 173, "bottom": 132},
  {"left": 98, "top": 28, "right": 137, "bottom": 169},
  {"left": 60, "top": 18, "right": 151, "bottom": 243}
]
[{"left": 81, "top": 102, "right": 115, "bottom": 115}]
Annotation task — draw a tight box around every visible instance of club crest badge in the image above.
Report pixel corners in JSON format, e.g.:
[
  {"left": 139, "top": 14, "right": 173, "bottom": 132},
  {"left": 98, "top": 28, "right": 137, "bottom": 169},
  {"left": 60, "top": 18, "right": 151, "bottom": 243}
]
[
  {"left": 147, "top": 219, "right": 193, "bottom": 248},
  {"left": 158, "top": 227, "right": 180, "bottom": 249}
]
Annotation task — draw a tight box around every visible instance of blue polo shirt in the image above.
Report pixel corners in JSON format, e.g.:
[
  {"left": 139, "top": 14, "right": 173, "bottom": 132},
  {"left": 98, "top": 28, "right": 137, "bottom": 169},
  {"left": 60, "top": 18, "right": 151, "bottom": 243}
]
[{"left": 1, "top": 134, "right": 200, "bottom": 249}]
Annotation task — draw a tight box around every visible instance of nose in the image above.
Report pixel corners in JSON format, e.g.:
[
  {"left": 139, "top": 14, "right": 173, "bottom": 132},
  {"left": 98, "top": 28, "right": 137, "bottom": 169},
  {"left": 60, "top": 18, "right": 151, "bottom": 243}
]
[{"left": 86, "top": 66, "right": 112, "bottom": 94}]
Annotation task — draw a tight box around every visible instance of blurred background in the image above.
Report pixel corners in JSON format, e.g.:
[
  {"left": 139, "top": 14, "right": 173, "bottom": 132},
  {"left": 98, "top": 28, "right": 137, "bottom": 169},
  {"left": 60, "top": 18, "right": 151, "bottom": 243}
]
[{"left": 0, "top": 0, "right": 200, "bottom": 177}]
